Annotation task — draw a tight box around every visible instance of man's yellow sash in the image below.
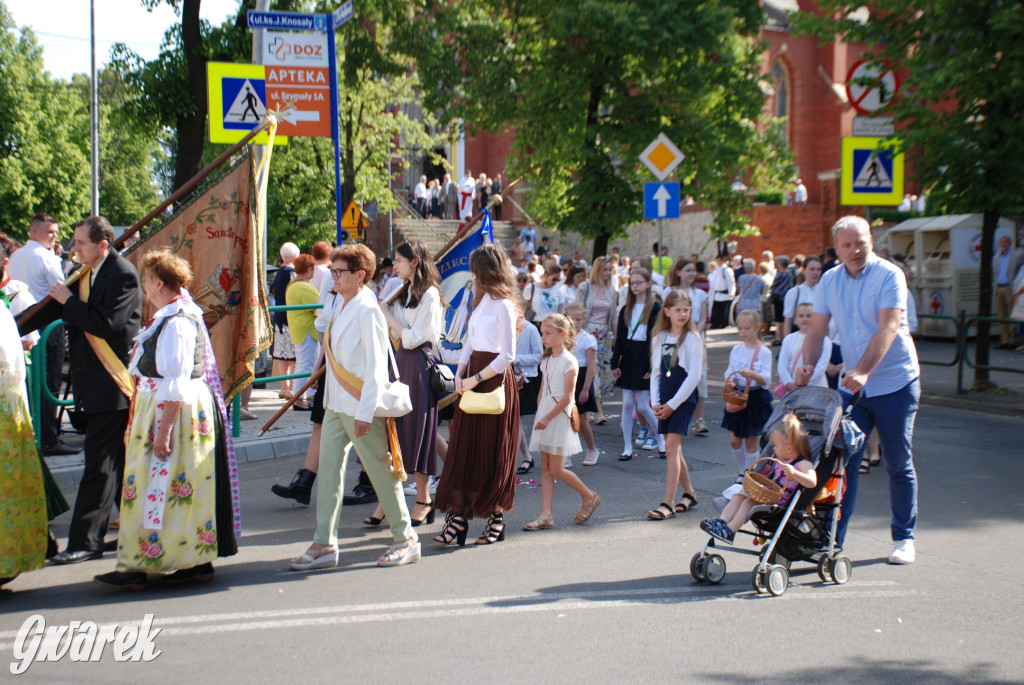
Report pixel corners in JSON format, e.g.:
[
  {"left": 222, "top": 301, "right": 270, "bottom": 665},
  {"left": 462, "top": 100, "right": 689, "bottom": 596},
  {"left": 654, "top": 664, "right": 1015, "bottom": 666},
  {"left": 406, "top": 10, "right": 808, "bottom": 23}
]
[{"left": 79, "top": 268, "right": 135, "bottom": 398}]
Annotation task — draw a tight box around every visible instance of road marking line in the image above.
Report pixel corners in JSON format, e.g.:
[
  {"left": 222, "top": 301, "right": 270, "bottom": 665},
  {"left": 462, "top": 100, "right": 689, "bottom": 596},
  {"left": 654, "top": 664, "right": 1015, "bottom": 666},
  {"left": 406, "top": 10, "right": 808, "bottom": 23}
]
[{"left": 0, "top": 581, "right": 910, "bottom": 646}]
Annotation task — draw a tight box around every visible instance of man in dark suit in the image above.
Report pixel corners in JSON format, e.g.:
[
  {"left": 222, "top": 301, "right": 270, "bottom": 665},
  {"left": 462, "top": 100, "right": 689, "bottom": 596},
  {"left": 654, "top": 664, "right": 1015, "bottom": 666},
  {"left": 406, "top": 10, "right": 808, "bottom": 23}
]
[{"left": 26, "top": 216, "right": 142, "bottom": 564}]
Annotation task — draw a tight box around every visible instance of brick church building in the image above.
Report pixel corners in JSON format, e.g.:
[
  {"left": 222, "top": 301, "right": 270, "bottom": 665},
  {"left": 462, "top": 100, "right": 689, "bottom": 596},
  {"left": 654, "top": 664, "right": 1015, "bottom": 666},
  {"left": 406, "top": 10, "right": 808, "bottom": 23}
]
[{"left": 406, "top": 1, "right": 916, "bottom": 260}]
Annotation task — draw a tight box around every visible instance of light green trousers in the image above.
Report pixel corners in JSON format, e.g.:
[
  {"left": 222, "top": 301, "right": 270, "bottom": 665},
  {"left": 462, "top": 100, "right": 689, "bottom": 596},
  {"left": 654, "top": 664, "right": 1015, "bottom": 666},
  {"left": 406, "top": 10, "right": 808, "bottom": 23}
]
[{"left": 315, "top": 410, "right": 413, "bottom": 546}]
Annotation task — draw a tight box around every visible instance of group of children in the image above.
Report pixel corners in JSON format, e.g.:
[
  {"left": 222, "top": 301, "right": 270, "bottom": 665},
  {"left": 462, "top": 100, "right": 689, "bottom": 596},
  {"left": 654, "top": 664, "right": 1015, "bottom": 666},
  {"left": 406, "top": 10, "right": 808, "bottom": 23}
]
[{"left": 518, "top": 278, "right": 821, "bottom": 538}]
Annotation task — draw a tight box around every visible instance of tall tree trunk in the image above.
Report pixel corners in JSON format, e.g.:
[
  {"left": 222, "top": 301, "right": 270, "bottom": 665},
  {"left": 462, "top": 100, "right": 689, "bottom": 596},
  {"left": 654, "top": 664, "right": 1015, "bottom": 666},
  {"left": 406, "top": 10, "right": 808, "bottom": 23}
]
[
  {"left": 973, "top": 209, "right": 999, "bottom": 387},
  {"left": 175, "top": 0, "right": 206, "bottom": 193},
  {"left": 592, "top": 231, "right": 611, "bottom": 262}
]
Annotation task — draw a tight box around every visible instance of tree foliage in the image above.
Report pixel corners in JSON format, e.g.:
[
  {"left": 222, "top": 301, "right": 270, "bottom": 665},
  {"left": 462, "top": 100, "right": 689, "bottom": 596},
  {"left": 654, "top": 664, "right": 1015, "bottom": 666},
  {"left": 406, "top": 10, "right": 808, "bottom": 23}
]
[
  {"left": 405, "top": 0, "right": 777, "bottom": 256},
  {"left": 794, "top": 1, "right": 1024, "bottom": 383},
  {"left": 0, "top": 2, "right": 162, "bottom": 238}
]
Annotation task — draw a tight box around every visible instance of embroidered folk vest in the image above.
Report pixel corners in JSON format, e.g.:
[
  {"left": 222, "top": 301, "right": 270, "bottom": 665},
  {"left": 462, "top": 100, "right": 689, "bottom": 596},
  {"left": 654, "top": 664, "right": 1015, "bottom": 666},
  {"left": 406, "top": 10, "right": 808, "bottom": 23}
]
[{"left": 137, "top": 311, "right": 205, "bottom": 380}]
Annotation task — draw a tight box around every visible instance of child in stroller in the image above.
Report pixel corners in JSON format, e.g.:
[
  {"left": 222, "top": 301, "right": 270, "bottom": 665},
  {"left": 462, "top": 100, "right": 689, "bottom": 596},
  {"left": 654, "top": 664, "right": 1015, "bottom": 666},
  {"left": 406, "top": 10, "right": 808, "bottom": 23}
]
[
  {"left": 690, "top": 386, "right": 853, "bottom": 596},
  {"left": 700, "top": 413, "right": 816, "bottom": 544}
]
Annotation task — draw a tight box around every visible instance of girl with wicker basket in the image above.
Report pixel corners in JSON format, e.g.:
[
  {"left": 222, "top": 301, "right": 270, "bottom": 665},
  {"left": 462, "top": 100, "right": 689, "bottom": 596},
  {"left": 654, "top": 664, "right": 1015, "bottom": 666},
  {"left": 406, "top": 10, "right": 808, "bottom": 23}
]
[
  {"left": 721, "top": 309, "right": 773, "bottom": 473},
  {"left": 523, "top": 314, "right": 601, "bottom": 531},
  {"left": 700, "top": 413, "right": 816, "bottom": 544}
]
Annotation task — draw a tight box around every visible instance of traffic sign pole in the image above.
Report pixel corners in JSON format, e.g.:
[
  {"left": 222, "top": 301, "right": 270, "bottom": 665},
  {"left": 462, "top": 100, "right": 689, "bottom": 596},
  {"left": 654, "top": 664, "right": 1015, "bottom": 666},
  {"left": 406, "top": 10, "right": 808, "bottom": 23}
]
[
  {"left": 328, "top": 14, "right": 344, "bottom": 245},
  {"left": 658, "top": 218, "right": 663, "bottom": 275}
]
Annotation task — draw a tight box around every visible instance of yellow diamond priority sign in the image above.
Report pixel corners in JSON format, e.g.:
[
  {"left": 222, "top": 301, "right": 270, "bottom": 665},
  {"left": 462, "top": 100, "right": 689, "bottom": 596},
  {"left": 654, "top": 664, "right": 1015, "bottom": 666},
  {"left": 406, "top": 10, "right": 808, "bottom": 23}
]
[{"left": 640, "top": 133, "right": 684, "bottom": 181}]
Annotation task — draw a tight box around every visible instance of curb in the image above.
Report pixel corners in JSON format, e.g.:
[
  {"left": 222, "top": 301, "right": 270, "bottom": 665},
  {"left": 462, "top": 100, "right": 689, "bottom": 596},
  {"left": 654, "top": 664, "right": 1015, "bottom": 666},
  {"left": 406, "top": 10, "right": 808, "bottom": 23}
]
[
  {"left": 919, "top": 393, "right": 1024, "bottom": 418},
  {"left": 48, "top": 433, "right": 308, "bottom": 493}
]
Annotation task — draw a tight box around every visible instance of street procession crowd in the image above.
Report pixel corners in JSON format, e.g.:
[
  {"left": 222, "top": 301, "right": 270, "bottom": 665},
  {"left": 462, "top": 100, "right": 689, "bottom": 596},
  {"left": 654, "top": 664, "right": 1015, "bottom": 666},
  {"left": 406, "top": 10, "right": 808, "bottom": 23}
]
[{"left": 10, "top": 202, "right": 1024, "bottom": 591}]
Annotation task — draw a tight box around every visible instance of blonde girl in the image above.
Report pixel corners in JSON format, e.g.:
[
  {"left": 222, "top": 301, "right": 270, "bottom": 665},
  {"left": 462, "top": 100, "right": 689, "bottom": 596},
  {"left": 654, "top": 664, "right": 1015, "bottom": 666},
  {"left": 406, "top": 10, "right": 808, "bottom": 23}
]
[
  {"left": 610, "top": 268, "right": 664, "bottom": 460},
  {"left": 701, "top": 413, "right": 816, "bottom": 544},
  {"left": 721, "top": 309, "right": 773, "bottom": 473},
  {"left": 576, "top": 256, "right": 618, "bottom": 423},
  {"left": 565, "top": 303, "right": 599, "bottom": 466},
  {"left": 667, "top": 258, "right": 710, "bottom": 435},
  {"left": 777, "top": 302, "right": 832, "bottom": 393},
  {"left": 524, "top": 314, "right": 601, "bottom": 530},
  {"left": 646, "top": 289, "right": 703, "bottom": 520}
]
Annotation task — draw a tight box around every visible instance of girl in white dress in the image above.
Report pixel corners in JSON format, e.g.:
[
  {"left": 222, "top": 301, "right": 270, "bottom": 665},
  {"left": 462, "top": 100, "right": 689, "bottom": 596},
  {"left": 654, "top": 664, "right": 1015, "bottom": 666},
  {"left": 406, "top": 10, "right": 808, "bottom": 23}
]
[{"left": 524, "top": 314, "right": 601, "bottom": 530}]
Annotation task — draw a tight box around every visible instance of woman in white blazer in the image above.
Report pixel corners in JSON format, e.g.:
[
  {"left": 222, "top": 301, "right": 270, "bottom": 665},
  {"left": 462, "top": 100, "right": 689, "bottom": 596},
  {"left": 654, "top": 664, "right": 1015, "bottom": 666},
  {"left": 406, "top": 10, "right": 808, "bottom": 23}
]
[{"left": 288, "top": 244, "right": 418, "bottom": 571}]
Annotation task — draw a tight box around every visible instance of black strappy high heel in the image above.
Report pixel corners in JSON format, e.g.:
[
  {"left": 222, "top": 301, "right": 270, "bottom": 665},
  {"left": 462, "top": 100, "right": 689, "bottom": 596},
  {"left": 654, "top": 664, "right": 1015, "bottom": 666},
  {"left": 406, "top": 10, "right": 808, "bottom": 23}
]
[
  {"left": 476, "top": 512, "right": 505, "bottom": 545},
  {"left": 411, "top": 501, "right": 435, "bottom": 527},
  {"left": 434, "top": 514, "right": 468, "bottom": 547}
]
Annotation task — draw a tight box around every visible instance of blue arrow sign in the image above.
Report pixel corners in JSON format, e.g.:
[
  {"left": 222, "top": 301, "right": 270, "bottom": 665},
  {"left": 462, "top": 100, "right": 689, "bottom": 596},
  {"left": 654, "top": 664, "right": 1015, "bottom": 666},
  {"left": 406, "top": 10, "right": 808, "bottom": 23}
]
[
  {"left": 247, "top": 10, "right": 328, "bottom": 32},
  {"left": 644, "top": 182, "right": 680, "bottom": 219}
]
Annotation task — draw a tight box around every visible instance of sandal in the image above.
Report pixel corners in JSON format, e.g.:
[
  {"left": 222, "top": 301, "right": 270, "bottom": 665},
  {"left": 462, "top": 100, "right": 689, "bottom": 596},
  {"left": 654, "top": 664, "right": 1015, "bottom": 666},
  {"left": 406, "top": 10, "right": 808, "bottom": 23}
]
[
  {"left": 289, "top": 546, "right": 339, "bottom": 571},
  {"left": 476, "top": 512, "right": 506, "bottom": 545},
  {"left": 675, "top": 493, "right": 698, "bottom": 513},
  {"left": 523, "top": 516, "right": 555, "bottom": 531},
  {"left": 573, "top": 493, "right": 601, "bottom": 525},
  {"left": 363, "top": 512, "right": 386, "bottom": 526},
  {"left": 517, "top": 460, "right": 534, "bottom": 475},
  {"left": 859, "top": 462, "right": 871, "bottom": 474},
  {"left": 647, "top": 502, "right": 676, "bottom": 520}
]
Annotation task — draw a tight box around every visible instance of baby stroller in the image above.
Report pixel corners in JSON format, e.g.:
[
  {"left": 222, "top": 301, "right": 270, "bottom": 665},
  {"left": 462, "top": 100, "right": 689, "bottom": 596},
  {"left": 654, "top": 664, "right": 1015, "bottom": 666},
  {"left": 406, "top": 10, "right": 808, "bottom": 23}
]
[{"left": 689, "top": 386, "right": 856, "bottom": 597}]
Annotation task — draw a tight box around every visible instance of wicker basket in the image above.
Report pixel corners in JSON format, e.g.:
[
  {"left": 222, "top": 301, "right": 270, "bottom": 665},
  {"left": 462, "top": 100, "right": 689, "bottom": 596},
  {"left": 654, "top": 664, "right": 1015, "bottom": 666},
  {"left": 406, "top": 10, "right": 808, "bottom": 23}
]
[
  {"left": 743, "top": 457, "right": 788, "bottom": 505},
  {"left": 721, "top": 371, "right": 749, "bottom": 407}
]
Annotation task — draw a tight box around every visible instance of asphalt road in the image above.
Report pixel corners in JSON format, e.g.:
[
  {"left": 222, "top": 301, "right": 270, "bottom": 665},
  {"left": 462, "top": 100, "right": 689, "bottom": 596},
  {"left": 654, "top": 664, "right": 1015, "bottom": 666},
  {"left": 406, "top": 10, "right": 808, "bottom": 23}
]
[{"left": 2, "top": 394, "right": 1022, "bottom": 683}]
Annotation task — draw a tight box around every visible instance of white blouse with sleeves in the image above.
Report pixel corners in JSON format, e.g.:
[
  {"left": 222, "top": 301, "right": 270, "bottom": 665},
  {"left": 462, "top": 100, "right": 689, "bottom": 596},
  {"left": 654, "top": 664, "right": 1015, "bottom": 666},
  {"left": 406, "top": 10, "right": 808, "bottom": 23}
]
[
  {"left": 390, "top": 285, "right": 444, "bottom": 350},
  {"left": 778, "top": 331, "right": 832, "bottom": 387},
  {"left": 459, "top": 294, "right": 517, "bottom": 375},
  {"left": 128, "top": 299, "right": 203, "bottom": 404},
  {"left": 723, "top": 342, "right": 773, "bottom": 389},
  {"left": 650, "top": 330, "right": 704, "bottom": 410}
]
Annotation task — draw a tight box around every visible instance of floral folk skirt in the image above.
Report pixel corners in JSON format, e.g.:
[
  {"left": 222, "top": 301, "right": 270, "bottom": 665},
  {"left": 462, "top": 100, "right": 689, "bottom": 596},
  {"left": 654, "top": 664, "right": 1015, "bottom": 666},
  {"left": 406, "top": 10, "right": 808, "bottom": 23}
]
[{"left": 0, "top": 388, "right": 47, "bottom": 580}]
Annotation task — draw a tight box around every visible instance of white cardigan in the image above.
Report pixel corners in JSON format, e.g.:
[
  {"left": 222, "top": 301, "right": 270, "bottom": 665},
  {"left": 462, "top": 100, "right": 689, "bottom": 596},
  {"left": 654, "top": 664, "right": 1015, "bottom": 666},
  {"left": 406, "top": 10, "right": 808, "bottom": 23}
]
[{"left": 324, "top": 287, "right": 392, "bottom": 423}]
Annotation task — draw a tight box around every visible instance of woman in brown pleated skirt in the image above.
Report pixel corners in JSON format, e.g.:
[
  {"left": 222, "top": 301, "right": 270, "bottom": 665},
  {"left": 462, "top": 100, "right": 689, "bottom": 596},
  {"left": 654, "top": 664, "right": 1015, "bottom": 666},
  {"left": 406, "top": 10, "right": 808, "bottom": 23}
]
[{"left": 434, "top": 243, "right": 521, "bottom": 546}]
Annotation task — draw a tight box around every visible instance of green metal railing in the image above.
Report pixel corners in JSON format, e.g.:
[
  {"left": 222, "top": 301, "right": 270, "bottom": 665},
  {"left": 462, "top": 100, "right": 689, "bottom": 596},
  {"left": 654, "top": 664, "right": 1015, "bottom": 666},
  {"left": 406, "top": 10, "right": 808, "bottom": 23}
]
[
  {"left": 916, "top": 311, "right": 1024, "bottom": 394},
  {"left": 230, "top": 302, "right": 323, "bottom": 437}
]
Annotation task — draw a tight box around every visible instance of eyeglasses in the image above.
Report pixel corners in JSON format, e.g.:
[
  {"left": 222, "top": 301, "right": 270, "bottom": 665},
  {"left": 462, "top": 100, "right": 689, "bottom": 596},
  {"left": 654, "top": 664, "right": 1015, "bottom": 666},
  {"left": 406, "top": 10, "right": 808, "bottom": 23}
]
[{"left": 329, "top": 268, "right": 354, "bottom": 278}]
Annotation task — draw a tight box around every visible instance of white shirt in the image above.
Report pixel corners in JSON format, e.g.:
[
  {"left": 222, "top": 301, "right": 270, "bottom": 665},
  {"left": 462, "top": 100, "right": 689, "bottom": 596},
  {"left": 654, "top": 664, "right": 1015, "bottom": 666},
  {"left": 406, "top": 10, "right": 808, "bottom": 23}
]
[
  {"left": 682, "top": 286, "right": 708, "bottom": 328},
  {"left": 6, "top": 239, "right": 64, "bottom": 300},
  {"left": 650, "top": 330, "right": 704, "bottom": 410},
  {"left": 793, "top": 183, "right": 807, "bottom": 203},
  {"left": 573, "top": 329, "right": 597, "bottom": 367},
  {"left": 2, "top": 279, "right": 39, "bottom": 345},
  {"left": 532, "top": 284, "right": 564, "bottom": 320},
  {"left": 128, "top": 298, "right": 203, "bottom": 403},
  {"left": 389, "top": 285, "right": 444, "bottom": 350},
  {"left": 0, "top": 305, "right": 27, "bottom": 389},
  {"left": 624, "top": 303, "right": 652, "bottom": 343},
  {"left": 459, "top": 176, "right": 476, "bottom": 199},
  {"left": 708, "top": 265, "right": 735, "bottom": 302},
  {"left": 414, "top": 181, "right": 428, "bottom": 200},
  {"left": 724, "top": 342, "right": 772, "bottom": 389},
  {"left": 309, "top": 263, "right": 331, "bottom": 294},
  {"left": 778, "top": 331, "right": 831, "bottom": 387},
  {"left": 783, "top": 282, "right": 817, "bottom": 319},
  {"left": 459, "top": 294, "right": 517, "bottom": 375}
]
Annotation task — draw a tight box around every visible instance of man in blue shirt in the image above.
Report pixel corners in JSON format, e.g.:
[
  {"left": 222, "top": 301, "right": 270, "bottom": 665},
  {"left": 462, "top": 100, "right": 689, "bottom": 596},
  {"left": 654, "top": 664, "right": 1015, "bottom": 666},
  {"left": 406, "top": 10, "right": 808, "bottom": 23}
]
[{"left": 797, "top": 216, "right": 920, "bottom": 564}]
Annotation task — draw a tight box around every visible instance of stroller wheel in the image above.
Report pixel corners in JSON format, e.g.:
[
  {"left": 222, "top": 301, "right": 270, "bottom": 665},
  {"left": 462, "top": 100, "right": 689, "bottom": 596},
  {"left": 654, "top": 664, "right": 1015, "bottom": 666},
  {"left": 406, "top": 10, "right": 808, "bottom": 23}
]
[
  {"left": 689, "top": 554, "right": 706, "bottom": 582},
  {"left": 817, "top": 556, "right": 830, "bottom": 583},
  {"left": 829, "top": 556, "right": 852, "bottom": 585},
  {"left": 750, "top": 567, "right": 766, "bottom": 594},
  {"left": 766, "top": 564, "right": 790, "bottom": 597},
  {"left": 702, "top": 554, "right": 726, "bottom": 584}
]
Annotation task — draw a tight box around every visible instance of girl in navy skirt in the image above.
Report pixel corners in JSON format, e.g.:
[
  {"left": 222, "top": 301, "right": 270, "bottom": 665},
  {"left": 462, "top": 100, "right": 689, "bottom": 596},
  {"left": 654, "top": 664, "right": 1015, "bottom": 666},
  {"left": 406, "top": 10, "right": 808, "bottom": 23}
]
[
  {"left": 647, "top": 289, "right": 703, "bottom": 520},
  {"left": 610, "top": 268, "right": 663, "bottom": 460},
  {"left": 721, "top": 309, "right": 773, "bottom": 474}
]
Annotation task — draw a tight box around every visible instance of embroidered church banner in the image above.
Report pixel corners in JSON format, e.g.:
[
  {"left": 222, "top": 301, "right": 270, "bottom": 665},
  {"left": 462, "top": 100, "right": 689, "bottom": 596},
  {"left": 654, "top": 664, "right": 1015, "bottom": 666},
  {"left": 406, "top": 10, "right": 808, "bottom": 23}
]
[{"left": 125, "top": 156, "right": 271, "bottom": 401}]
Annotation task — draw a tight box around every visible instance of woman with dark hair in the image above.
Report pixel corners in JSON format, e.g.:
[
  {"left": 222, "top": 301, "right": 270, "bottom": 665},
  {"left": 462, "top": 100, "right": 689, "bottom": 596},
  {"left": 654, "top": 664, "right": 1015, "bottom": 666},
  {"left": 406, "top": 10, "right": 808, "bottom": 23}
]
[
  {"left": 364, "top": 240, "right": 444, "bottom": 528},
  {"left": 434, "top": 243, "right": 521, "bottom": 546}
]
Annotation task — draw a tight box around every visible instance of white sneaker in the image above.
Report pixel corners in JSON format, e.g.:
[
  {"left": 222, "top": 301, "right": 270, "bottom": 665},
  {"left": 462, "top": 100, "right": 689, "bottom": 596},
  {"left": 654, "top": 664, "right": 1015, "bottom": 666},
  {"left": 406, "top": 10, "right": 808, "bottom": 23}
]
[
  {"left": 888, "top": 539, "right": 916, "bottom": 564},
  {"left": 634, "top": 426, "right": 650, "bottom": 446},
  {"left": 563, "top": 456, "right": 573, "bottom": 468},
  {"left": 403, "top": 481, "right": 418, "bottom": 496},
  {"left": 582, "top": 449, "right": 599, "bottom": 466},
  {"left": 642, "top": 436, "right": 658, "bottom": 451},
  {"left": 429, "top": 475, "right": 440, "bottom": 494},
  {"left": 693, "top": 418, "right": 709, "bottom": 435}
]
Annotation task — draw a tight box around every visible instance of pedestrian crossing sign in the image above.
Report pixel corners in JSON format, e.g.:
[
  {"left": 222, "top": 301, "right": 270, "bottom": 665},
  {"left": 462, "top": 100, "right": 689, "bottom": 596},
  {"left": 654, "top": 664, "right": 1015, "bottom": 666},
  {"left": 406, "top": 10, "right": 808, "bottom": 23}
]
[
  {"left": 841, "top": 136, "right": 902, "bottom": 206},
  {"left": 207, "top": 62, "right": 287, "bottom": 145}
]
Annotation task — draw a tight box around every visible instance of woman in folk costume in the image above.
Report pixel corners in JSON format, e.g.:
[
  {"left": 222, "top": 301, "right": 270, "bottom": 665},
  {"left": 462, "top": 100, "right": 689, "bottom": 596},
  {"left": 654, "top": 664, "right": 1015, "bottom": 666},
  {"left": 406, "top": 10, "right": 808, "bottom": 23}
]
[
  {"left": 94, "top": 249, "right": 240, "bottom": 590},
  {"left": 0, "top": 301, "right": 48, "bottom": 587}
]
